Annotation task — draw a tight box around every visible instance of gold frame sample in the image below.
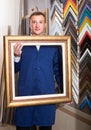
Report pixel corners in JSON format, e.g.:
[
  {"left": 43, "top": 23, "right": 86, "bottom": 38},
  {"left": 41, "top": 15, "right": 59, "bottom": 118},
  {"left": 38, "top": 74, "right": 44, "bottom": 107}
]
[{"left": 4, "top": 35, "right": 72, "bottom": 107}]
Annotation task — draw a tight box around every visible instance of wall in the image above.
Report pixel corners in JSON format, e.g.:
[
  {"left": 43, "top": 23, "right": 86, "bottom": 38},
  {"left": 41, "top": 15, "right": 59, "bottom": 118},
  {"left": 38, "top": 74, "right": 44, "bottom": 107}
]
[
  {"left": 0, "top": 0, "right": 21, "bottom": 78},
  {"left": 0, "top": 0, "right": 23, "bottom": 123}
]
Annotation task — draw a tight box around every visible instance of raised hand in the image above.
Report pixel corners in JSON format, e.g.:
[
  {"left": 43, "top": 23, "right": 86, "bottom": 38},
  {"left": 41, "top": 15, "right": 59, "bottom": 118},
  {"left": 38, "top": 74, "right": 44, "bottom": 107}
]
[{"left": 14, "top": 42, "right": 23, "bottom": 57}]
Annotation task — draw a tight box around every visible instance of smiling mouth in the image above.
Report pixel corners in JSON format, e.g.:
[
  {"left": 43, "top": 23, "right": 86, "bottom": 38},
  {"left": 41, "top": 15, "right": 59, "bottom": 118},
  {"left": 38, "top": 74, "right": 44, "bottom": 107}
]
[{"left": 35, "top": 28, "right": 40, "bottom": 31}]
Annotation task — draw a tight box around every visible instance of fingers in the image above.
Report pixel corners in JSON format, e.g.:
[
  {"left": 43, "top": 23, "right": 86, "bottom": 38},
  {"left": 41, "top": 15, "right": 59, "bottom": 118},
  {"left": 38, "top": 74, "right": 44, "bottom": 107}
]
[{"left": 14, "top": 42, "right": 23, "bottom": 57}]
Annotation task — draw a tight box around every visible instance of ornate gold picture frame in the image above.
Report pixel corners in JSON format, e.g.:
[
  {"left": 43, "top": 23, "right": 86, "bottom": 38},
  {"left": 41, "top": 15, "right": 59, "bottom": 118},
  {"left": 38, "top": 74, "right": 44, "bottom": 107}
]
[{"left": 4, "top": 36, "right": 72, "bottom": 107}]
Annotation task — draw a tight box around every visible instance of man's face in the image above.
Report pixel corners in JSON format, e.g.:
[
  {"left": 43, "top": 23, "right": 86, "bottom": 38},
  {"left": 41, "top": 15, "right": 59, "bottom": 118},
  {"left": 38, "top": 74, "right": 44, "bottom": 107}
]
[{"left": 30, "top": 15, "right": 46, "bottom": 36}]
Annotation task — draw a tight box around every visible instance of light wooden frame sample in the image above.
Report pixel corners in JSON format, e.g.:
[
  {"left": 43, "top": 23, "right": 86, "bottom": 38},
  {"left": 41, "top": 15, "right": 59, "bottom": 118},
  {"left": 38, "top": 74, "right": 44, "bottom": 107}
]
[{"left": 4, "top": 36, "right": 72, "bottom": 107}]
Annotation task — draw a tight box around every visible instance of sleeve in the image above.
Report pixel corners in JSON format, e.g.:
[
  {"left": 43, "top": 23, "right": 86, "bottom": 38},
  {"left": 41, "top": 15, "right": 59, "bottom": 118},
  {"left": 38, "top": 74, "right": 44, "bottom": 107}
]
[
  {"left": 53, "top": 47, "right": 63, "bottom": 93},
  {"left": 14, "top": 57, "right": 21, "bottom": 73},
  {"left": 14, "top": 56, "right": 21, "bottom": 63}
]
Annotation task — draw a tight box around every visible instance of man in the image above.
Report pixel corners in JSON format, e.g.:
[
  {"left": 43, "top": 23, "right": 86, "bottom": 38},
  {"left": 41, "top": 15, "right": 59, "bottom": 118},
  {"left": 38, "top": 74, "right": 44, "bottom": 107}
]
[{"left": 14, "top": 11, "right": 63, "bottom": 130}]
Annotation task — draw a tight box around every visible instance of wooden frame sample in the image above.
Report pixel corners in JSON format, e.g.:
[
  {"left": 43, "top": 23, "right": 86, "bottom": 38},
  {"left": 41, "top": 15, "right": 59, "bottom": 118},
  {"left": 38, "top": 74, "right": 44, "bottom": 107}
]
[{"left": 4, "top": 35, "right": 72, "bottom": 107}]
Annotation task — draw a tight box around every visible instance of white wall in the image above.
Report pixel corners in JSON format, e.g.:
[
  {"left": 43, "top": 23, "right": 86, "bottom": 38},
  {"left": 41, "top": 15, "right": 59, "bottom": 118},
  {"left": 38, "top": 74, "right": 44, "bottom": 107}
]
[
  {"left": 0, "top": 1, "right": 23, "bottom": 123},
  {"left": 0, "top": 0, "right": 20, "bottom": 35},
  {"left": 0, "top": 0, "right": 21, "bottom": 79}
]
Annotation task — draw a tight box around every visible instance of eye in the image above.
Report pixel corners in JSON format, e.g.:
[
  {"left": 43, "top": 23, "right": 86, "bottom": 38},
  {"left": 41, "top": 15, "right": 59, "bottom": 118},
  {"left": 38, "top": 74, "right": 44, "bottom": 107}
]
[
  {"left": 32, "top": 20, "right": 36, "bottom": 24},
  {"left": 32, "top": 21, "right": 36, "bottom": 24},
  {"left": 40, "top": 21, "right": 43, "bottom": 24}
]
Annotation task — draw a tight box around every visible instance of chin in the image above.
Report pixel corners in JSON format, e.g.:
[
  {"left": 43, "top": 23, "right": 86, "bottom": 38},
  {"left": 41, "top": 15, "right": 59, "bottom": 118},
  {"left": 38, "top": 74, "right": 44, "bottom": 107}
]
[
  {"left": 33, "top": 32, "right": 43, "bottom": 36},
  {"left": 36, "top": 33, "right": 43, "bottom": 35}
]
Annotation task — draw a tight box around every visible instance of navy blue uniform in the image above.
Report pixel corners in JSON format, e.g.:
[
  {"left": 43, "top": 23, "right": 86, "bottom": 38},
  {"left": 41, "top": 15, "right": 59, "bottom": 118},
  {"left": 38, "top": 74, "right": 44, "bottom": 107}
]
[{"left": 14, "top": 46, "right": 63, "bottom": 127}]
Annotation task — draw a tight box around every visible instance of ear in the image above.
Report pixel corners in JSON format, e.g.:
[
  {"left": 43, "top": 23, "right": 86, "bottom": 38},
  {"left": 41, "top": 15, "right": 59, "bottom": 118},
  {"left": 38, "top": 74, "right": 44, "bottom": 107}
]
[
  {"left": 29, "top": 19, "right": 31, "bottom": 29},
  {"left": 29, "top": 19, "right": 32, "bottom": 35},
  {"left": 45, "top": 23, "right": 46, "bottom": 28}
]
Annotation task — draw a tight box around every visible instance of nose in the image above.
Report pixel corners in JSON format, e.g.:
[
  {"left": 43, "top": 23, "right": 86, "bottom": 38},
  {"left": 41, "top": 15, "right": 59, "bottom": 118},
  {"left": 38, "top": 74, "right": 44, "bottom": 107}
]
[{"left": 36, "top": 22, "right": 39, "bottom": 27}]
